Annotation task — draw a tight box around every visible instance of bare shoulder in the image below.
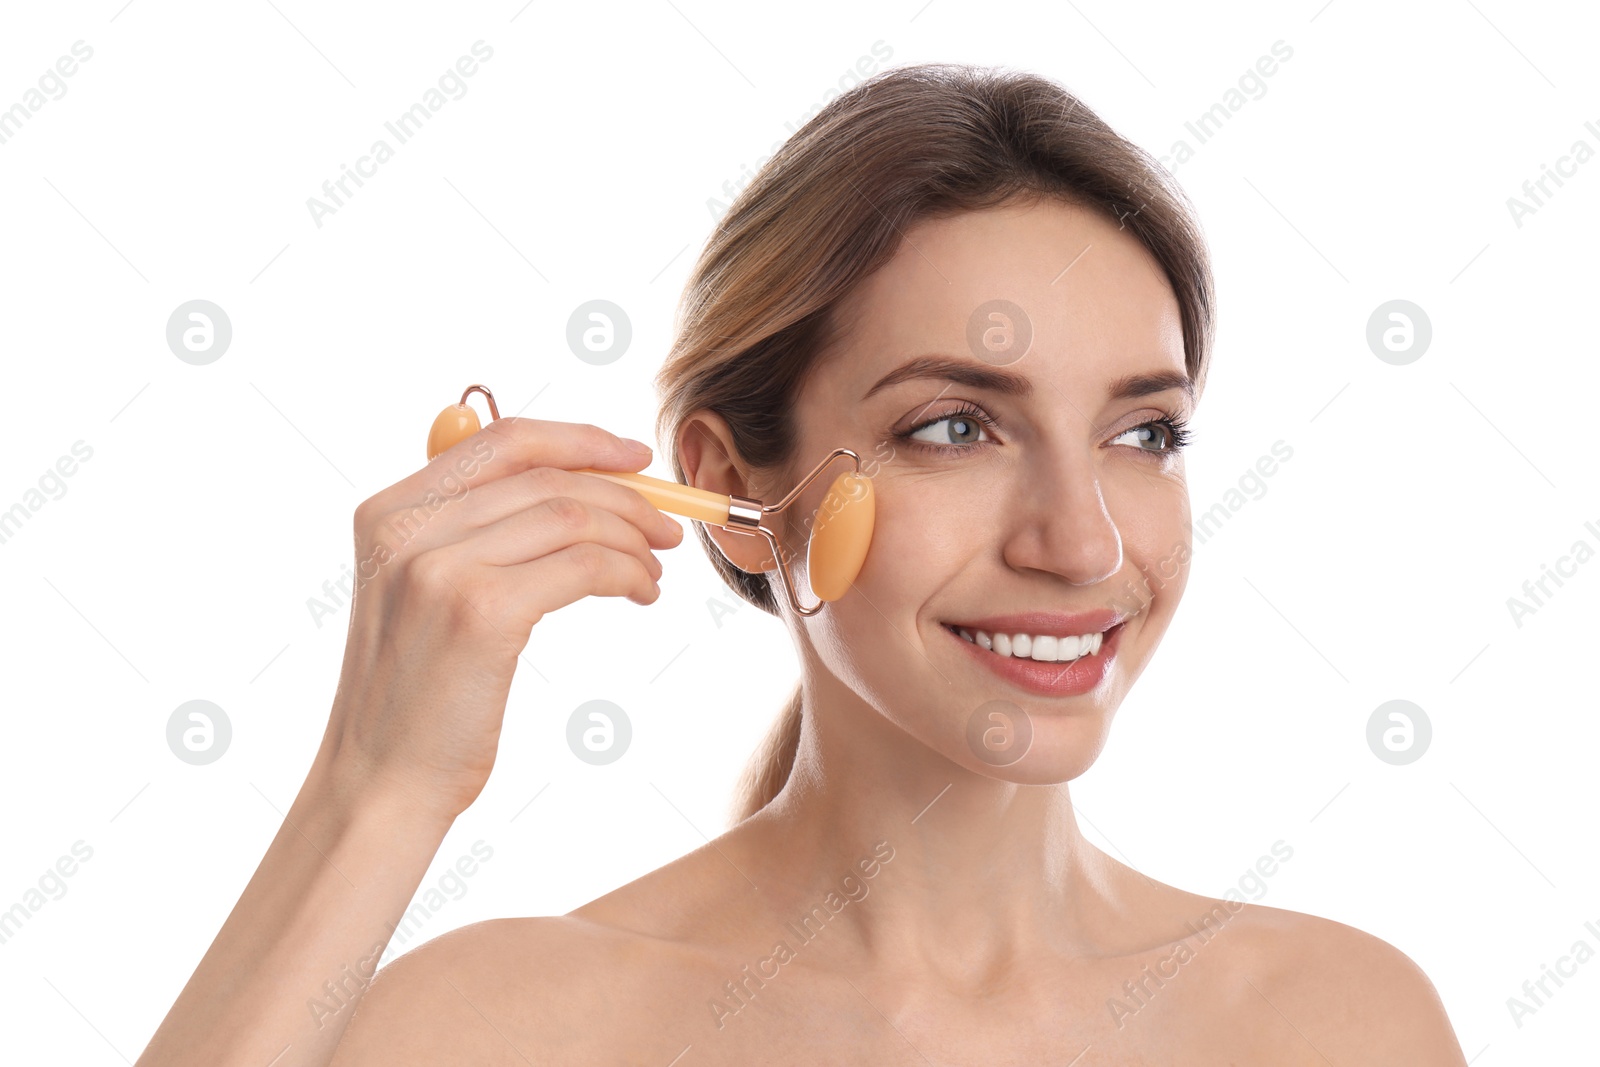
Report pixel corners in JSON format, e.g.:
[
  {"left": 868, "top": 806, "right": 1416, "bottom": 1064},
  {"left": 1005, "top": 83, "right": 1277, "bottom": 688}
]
[
  {"left": 329, "top": 915, "right": 668, "bottom": 1066},
  {"left": 1221, "top": 902, "right": 1468, "bottom": 1064},
  {"left": 330, "top": 839, "right": 750, "bottom": 1065}
]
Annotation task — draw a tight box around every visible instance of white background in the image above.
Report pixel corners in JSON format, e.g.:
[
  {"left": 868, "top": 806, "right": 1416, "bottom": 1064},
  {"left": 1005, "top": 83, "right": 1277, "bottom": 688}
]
[{"left": 1, "top": 0, "right": 1596, "bottom": 1060}]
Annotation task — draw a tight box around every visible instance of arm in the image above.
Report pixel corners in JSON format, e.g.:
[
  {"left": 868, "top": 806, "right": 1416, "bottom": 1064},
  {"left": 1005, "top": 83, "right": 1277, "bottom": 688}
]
[
  {"left": 133, "top": 417, "right": 679, "bottom": 1066},
  {"left": 134, "top": 759, "right": 455, "bottom": 1067}
]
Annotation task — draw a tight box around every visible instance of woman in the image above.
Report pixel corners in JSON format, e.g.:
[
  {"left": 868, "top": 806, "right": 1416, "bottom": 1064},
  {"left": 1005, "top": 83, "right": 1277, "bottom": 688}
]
[{"left": 139, "top": 63, "right": 1467, "bottom": 1065}]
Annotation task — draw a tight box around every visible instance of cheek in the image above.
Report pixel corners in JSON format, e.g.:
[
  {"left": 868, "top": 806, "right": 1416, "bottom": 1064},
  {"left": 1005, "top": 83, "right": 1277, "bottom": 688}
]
[
  {"left": 1109, "top": 475, "right": 1192, "bottom": 611},
  {"left": 851, "top": 479, "right": 974, "bottom": 602},
  {"left": 1142, "top": 538, "right": 1191, "bottom": 611},
  {"left": 799, "top": 483, "right": 965, "bottom": 675}
]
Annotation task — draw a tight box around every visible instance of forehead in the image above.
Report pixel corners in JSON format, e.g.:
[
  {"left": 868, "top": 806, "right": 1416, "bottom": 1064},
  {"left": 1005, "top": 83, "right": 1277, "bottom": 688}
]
[{"left": 818, "top": 198, "right": 1186, "bottom": 399}]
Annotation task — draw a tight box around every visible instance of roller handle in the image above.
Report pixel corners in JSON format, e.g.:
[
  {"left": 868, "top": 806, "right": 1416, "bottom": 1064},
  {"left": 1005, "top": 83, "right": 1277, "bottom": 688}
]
[{"left": 572, "top": 468, "right": 733, "bottom": 526}]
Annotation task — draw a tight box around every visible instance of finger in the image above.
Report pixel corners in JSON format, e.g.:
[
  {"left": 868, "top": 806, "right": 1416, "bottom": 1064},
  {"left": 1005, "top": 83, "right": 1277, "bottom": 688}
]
[
  {"left": 455, "top": 465, "right": 685, "bottom": 549},
  {"left": 464, "top": 496, "right": 665, "bottom": 583},
  {"left": 366, "top": 465, "right": 685, "bottom": 561},
  {"left": 506, "top": 543, "right": 662, "bottom": 620},
  {"left": 380, "top": 417, "right": 657, "bottom": 515}
]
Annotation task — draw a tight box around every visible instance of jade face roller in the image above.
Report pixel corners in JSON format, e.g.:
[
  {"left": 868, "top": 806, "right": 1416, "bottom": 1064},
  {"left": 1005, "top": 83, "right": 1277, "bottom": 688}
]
[{"left": 426, "top": 384, "right": 875, "bottom": 617}]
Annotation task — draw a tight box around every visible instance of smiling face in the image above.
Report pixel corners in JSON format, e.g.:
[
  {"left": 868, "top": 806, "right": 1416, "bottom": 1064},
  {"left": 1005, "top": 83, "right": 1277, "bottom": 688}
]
[{"left": 696, "top": 195, "right": 1196, "bottom": 783}]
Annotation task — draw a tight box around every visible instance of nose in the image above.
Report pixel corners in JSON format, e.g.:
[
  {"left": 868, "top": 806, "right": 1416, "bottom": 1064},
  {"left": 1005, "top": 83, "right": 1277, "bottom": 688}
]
[{"left": 1000, "top": 450, "right": 1123, "bottom": 587}]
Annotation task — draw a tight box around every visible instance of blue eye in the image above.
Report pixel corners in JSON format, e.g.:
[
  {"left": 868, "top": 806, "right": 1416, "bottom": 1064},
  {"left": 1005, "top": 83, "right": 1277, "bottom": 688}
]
[
  {"left": 900, "top": 405, "right": 998, "bottom": 454},
  {"left": 1111, "top": 417, "right": 1193, "bottom": 454},
  {"left": 896, "top": 404, "right": 1194, "bottom": 458}
]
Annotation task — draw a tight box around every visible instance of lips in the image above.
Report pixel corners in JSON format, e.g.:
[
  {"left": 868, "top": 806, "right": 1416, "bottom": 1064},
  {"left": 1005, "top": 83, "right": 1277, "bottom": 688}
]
[
  {"left": 941, "top": 608, "right": 1128, "bottom": 638},
  {"left": 943, "top": 622, "right": 1105, "bottom": 660},
  {"left": 943, "top": 618, "right": 1124, "bottom": 697}
]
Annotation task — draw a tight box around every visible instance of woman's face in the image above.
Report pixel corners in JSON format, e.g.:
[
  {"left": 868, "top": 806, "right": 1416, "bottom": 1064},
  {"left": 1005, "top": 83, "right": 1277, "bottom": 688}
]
[{"left": 766, "top": 196, "right": 1194, "bottom": 783}]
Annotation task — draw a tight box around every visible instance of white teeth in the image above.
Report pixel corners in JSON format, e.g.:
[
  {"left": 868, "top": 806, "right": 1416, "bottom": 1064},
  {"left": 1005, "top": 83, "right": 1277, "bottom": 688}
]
[{"left": 952, "top": 625, "right": 1107, "bottom": 662}]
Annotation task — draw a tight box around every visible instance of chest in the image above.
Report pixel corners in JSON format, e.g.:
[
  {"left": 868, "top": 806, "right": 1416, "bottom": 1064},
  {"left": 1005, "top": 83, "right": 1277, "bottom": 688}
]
[{"left": 512, "top": 946, "right": 1325, "bottom": 1066}]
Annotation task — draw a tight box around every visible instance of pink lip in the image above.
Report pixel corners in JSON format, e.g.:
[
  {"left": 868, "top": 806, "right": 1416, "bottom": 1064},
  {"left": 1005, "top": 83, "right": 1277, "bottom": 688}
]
[
  {"left": 944, "top": 620, "right": 1125, "bottom": 698},
  {"left": 942, "top": 608, "right": 1127, "bottom": 637}
]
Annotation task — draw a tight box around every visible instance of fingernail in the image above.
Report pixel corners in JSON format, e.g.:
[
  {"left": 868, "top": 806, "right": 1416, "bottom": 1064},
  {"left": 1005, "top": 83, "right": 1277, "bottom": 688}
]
[{"left": 623, "top": 438, "right": 653, "bottom": 454}]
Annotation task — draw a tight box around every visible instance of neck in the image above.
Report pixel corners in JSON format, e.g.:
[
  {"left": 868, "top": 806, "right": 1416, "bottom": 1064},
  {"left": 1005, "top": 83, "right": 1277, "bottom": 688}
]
[{"left": 734, "top": 668, "right": 1160, "bottom": 989}]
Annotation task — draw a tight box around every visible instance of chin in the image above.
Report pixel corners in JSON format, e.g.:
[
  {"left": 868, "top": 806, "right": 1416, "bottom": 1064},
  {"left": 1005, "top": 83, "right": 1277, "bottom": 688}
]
[{"left": 952, "top": 709, "right": 1111, "bottom": 785}]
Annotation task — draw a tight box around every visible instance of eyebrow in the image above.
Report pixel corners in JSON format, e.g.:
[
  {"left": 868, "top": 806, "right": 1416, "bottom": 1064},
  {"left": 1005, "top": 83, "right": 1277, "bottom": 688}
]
[{"left": 861, "top": 354, "right": 1195, "bottom": 407}]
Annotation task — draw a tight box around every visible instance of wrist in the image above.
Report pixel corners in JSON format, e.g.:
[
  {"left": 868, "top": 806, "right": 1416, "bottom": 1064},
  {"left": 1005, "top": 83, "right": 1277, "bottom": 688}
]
[{"left": 301, "top": 756, "right": 459, "bottom": 843}]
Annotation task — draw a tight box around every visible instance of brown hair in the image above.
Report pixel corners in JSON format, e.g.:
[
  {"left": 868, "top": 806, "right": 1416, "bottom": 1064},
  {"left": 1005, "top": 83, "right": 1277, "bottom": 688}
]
[{"left": 651, "top": 63, "right": 1216, "bottom": 827}]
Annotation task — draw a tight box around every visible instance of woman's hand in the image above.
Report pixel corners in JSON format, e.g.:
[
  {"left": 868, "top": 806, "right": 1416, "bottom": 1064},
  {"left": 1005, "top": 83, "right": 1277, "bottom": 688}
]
[{"left": 316, "top": 416, "right": 686, "bottom": 822}]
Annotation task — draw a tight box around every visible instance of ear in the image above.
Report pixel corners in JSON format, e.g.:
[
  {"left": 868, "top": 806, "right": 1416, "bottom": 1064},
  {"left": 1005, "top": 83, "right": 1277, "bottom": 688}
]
[{"left": 677, "top": 409, "right": 780, "bottom": 575}]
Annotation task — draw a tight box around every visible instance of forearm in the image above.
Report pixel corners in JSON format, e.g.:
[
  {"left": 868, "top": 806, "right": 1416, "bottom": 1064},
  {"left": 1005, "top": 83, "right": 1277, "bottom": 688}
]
[{"left": 135, "top": 760, "right": 453, "bottom": 1067}]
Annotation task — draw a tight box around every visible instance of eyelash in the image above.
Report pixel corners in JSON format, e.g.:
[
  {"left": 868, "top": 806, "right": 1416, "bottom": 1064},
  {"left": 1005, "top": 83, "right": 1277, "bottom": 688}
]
[{"left": 897, "top": 402, "right": 1194, "bottom": 457}]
